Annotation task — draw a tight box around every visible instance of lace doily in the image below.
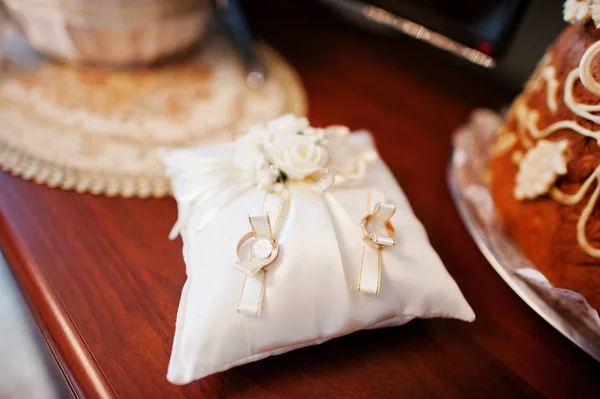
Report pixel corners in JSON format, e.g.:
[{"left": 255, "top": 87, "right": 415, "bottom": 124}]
[{"left": 0, "top": 28, "right": 307, "bottom": 197}]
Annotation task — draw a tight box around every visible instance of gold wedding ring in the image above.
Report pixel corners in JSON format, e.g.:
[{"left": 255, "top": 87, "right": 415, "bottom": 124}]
[
  {"left": 235, "top": 214, "right": 280, "bottom": 273},
  {"left": 360, "top": 202, "right": 396, "bottom": 249},
  {"left": 235, "top": 232, "right": 280, "bottom": 271}
]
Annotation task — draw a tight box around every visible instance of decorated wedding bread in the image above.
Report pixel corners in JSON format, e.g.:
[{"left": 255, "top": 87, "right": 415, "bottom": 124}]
[
  {"left": 162, "top": 115, "right": 474, "bottom": 383},
  {"left": 490, "top": 0, "right": 600, "bottom": 311}
]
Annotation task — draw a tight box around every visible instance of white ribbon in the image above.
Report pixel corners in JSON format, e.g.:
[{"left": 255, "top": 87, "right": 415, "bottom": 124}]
[
  {"left": 310, "top": 168, "right": 335, "bottom": 193},
  {"left": 358, "top": 192, "right": 396, "bottom": 295},
  {"left": 237, "top": 192, "right": 285, "bottom": 316}
]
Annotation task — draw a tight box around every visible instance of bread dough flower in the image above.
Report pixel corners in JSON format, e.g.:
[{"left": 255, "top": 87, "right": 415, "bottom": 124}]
[
  {"left": 564, "top": 0, "right": 593, "bottom": 24},
  {"left": 514, "top": 140, "right": 569, "bottom": 200}
]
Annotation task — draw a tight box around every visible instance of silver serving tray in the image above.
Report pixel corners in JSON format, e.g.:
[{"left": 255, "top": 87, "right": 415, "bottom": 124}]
[{"left": 448, "top": 160, "right": 600, "bottom": 361}]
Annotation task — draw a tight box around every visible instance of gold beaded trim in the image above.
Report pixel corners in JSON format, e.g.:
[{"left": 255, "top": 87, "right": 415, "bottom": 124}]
[{"left": 0, "top": 139, "right": 172, "bottom": 198}]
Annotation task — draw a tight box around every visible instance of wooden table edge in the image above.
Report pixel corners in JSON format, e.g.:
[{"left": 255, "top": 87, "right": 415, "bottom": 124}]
[{"left": 0, "top": 209, "right": 117, "bottom": 399}]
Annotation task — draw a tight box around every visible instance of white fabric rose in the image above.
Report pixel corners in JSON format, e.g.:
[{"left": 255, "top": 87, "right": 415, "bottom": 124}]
[
  {"left": 232, "top": 114, "right": 369, "bottom": 188},
  {"left": 514, "top": 139, "right": 569, "bottom": 200},
  {"left": 267, "top": 133, "right": 328, "bottom": 180},
  {"left": 233, "top": 115, "right": 315, "bottom": 171}
]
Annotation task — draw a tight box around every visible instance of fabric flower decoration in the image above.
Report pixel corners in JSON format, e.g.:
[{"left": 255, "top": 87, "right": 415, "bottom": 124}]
[
  {"left": 231, "top": 114, "right": 371, "bottom": 191},
  {"left": 564, "top": 0, "right": 593, "bottom": 24},
  {"left": 232, "top": 115, "right": 310, "bottom": 168},
  {"left": 514, "top": 140, "right": 569, "bottom": 200},
  {"left": 267, "top": 133, "right": 328, "bottom": 179},
  {"left": 255, "top": 162, "right": 282, "bottom": 190}
]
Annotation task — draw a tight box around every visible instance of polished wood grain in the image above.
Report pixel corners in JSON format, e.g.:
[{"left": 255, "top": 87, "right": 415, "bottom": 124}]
[{"left": 1, "top": 1, "right": 599, "bottom": 397}]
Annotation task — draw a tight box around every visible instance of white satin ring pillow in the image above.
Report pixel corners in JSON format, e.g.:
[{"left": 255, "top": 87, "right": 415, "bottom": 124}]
[{"left": 163, "top": 131, "right": 474, "bottom": 384}]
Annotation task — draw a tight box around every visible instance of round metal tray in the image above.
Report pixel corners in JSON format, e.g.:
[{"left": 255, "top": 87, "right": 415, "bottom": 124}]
[{"left": 449, "top": 107, "right": 600, "bottom": 361}]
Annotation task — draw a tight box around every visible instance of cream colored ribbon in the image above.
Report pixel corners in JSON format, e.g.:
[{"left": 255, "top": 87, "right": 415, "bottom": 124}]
[
  {"left": 358, "top": 191, "right": 396, "bottom": 295},
  {"left": 237, "top": 192, "right": 285, "bottom": 316},
  {"left": 235, "top": 170, "right": 337, "bottom": 316},
  {"left": 310, "top": 168, "right": 335, "bottom": 193}
]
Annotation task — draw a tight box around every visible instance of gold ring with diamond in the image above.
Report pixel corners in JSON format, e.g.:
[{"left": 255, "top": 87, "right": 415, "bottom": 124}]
[{"left": 235, "top": 232, "right": 280, "bottom": 271}]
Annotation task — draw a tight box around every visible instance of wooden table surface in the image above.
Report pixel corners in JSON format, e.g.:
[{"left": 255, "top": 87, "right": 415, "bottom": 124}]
[{"left": 1, "top": 1, "right": 599, "bottom": 397}]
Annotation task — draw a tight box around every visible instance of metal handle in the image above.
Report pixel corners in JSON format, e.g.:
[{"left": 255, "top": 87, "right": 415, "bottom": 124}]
[{"left": 216, "top": 0, "right": 266, "bottom": 88}]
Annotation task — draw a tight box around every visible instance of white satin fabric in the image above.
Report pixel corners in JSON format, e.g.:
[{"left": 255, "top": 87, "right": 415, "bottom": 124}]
[{"left": 165, "top": 132, "right": 475, "bottom": 384}]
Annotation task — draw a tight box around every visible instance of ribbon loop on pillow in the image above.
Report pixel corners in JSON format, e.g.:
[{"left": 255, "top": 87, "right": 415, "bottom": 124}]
[
  {"left": 308, "top": 168, "right": 335, "bottom": 193},
  {"left": 237, "top": 192, "right": 286, "bottom": 316},
  {"left": 358, "top": 196, "right": 397, "bottom": 295},
  {"left": 360, "top": 202, "right": 397, "bottom": 249}
]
